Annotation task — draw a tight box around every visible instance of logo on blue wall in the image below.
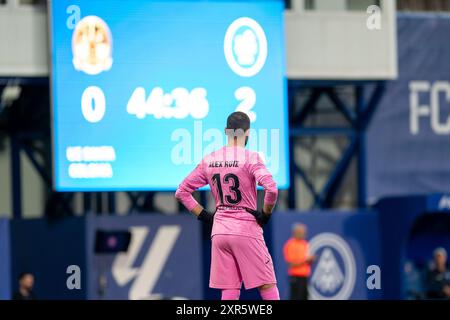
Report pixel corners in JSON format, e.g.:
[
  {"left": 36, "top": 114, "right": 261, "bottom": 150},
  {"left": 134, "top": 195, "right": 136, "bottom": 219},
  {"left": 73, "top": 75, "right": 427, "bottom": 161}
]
[{"left": 309, "top": 233, "right": 356, "bottom": 300}]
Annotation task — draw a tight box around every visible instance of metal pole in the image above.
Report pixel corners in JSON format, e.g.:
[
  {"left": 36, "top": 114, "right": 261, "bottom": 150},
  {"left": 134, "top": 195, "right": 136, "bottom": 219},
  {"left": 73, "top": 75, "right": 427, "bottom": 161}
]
[
  {"left": 288, "top": 135, "right": 296, "bottom": 209},
  {"left": 96, "top": 192, "right": 102, "bottom": 214},
  {"left": 108, "top": 192, "right": 116, "bottom": 215},
  {"left": 356, "top": 85, "right": 367, "bottom": 208},
  {"left": 84, "top": 192, "right": 92, "bottom": 215},
  {"left": 10, "top": 134, "right": 22, "bottom": 218}
]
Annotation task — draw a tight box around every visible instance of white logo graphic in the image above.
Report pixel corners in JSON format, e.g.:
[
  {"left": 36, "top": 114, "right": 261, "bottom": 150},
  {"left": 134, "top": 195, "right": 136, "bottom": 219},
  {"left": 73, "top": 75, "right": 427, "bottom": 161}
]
[
  {"left": 409, "top": 81, "right": 450, "bottom": 135},
  {"left": 112, "top": 226, "right": 181, "bottom": 300},
  {"left": 366, "top": 5, "right": 381, "bottom": 30},
  {"left": 66, "top": 265, "right": 81, "bottom": 290},
  {"left": 311, "top": 248, "right": 344, "bottom": 293},
  {"left": 224, "top": 17, "right": 268, "bottom": 77},
  {"left": 72, "top": 16, "right": 113, "bottom": 75},
  {"left": 438, "top": 195, "right": 450, "bottom": 210},
  {"left": 309, "top": 233, "right": 356, "bottom": 300}
]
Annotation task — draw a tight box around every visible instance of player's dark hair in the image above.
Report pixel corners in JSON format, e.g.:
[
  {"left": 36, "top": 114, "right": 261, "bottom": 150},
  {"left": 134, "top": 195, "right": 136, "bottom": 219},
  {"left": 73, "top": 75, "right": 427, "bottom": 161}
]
[
  {"left": 226, "top": 111, "right": 250, "bottom": 133},
  {"left": 18, "top": 272, "right": 32, "bottom": 281}
]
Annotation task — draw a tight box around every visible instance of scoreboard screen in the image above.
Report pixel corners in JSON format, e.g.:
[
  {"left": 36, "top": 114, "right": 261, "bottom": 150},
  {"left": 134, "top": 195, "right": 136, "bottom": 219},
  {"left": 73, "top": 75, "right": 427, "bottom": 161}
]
[{"left": 50, "top": 0, "right": 288, "bottom": 191}]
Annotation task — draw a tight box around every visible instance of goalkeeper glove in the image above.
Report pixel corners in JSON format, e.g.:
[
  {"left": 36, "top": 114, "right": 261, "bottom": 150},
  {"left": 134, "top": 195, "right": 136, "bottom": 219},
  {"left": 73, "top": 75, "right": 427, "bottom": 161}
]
[
  {"left": 245, "top": 208, "right": 272, "bottom": 227},
  {"left": 197, "top": 209, "right": 215, "bottom": 224}
]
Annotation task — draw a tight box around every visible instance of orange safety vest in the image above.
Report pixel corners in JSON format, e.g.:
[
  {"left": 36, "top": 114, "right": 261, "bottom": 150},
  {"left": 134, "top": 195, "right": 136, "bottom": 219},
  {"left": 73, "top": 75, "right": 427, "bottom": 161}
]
[{"left": 283, "top": 238, "right": 311, "bottom": 277}]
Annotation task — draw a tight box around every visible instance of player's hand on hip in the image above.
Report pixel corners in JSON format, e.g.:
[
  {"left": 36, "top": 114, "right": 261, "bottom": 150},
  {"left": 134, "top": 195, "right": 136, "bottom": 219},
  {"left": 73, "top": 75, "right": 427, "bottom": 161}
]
[
  {"left": 197, "top": 209, "right": 215, "bottom": 224},
  {"left": 245, "top": 208, "right": 271, "bottom": 227}
]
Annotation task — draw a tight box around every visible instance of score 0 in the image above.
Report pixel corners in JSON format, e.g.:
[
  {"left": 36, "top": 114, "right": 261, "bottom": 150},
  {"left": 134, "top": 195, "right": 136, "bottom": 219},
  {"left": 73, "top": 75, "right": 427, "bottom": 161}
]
[{"left": 81, "top": 86, "right": 106, "bottom": 123}]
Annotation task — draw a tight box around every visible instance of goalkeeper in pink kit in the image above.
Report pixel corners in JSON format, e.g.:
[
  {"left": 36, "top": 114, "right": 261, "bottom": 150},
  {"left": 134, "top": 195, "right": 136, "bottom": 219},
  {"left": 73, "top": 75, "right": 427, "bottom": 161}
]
[{"left": 175, "top": 111, "right": 279, "bottom": 300}]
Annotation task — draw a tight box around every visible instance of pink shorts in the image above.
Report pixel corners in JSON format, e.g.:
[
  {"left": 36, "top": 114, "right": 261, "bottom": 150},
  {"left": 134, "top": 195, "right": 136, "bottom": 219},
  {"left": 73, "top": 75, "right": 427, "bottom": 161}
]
[{"left": 209, "top": 234, "right": 277, "bottom": 290}]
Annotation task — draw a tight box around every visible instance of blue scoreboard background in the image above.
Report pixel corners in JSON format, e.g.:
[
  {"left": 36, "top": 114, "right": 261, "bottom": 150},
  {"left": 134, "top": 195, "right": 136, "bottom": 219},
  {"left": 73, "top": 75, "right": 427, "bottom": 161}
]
[{"left": 50, "top": 0, "right": 288, "bottom": 191}]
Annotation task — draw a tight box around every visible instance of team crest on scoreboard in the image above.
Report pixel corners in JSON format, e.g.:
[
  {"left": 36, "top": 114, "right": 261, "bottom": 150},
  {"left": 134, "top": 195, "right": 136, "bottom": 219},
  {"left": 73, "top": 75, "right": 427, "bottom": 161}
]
[
  {"left": 308, "top": 233, "right": 356, "bottom": 300},
  {"left": 224, "top": 17, "right": 268, "bottom": 78},
  {"left": 72, "top": 16, "right": 113, "bottom": 75}
]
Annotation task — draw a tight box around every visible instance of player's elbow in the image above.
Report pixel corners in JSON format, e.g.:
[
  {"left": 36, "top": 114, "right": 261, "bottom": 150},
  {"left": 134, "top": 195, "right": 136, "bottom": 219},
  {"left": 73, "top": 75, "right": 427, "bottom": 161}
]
[
  {"left": 175, "top": 187, "right": 185, "bottom": 202},
  {"left": 267, "top": 181, "right": 278, "bottom": 198},
  {"left": 264, "top": 180, "right": 278, "bottom": 205},
  {"left": 270, "top": 185, "right": 279, "bottom": 197}
]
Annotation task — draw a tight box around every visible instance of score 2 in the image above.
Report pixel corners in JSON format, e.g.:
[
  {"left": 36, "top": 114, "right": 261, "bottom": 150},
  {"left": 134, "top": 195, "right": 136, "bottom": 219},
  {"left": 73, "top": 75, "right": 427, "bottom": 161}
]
[{"left": 235, "top": 86, "right": 256, "bottom": 122}]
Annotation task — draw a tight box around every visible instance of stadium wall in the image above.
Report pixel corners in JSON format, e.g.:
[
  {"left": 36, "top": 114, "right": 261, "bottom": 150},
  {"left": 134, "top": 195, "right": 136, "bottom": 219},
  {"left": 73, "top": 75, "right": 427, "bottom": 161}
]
[
  {"left": 270, "top": 211, "right": 382, "bottom": 300},
  {"left": 4, "top": 211, "right": 382, "bottom": 300},
  {"left": 9, "top": 217, "right": 87, "bottom": 299},
  {"left": 7, "top": 214, "right": 203, "bottom": 300},
  {"left": 84, "top": 214, "right": 203, "bottom": 300},
  {"left": 376, "top": 194, "right": 450, "bottom": 299},
  {"left": 0, "top": 218, "right": 11, "bottom": 299},
  {"left": 4, "top": 195, "right": 450, "bottom": 300},
  {"left": 367, "top": 14, "right": 450, "bottom": 203}
]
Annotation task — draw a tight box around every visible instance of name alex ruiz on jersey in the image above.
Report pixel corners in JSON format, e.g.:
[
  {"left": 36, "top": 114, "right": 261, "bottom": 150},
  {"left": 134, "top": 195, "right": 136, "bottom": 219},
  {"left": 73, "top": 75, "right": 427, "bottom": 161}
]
[{"left": 208, "top": 161, "right": 240, "bottom": 168}]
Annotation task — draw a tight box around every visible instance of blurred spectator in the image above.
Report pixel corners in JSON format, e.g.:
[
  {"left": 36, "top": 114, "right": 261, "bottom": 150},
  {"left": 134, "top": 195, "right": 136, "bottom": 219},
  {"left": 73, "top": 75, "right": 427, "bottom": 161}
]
[
  {"left": 13, "top": 272, "right": 37, "bottom": 300},
  {"left": 283, "top": 223, "right": 315, "bottom": 300},
  {"left": 403, "top": 260, "right": 424, "bottom": 299},
  {"left": 426, "top": 247, "right": 450, "bottom": 299}
]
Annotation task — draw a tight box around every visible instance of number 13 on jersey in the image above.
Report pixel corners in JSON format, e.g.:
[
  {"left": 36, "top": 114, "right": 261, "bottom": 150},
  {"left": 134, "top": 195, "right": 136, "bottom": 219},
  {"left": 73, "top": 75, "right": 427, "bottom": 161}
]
[{"left": 211, "top": 173, "right": 242, "bottom": 205}]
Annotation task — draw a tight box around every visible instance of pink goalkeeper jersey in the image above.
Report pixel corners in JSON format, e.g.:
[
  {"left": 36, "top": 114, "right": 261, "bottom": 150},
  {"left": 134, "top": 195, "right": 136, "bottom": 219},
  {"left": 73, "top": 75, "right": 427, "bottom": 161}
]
[{"left": 175, "top": 146, "right": 278, "bottom": 240}]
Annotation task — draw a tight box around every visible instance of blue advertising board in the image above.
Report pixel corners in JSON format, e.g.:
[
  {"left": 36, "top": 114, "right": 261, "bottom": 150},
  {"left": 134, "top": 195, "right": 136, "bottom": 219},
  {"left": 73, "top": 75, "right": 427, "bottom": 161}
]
[
  {"left": 85, "top": 215, "right": 203, "bottom": 300},
  {"left": 9, "top": 218, "right": 87, "bottom": 299},
  {"left": 50, "top": 0, "right": 288, "bottom": 191},
  {"left": 8, "top": 215, "right": 203, "bottom": 300},
  {"left": 270, "top": 211, "right": 382, "bottom": 300},
  {"left": 0, "top": 219, "right": 11, "bottom": 300},
  {"left": 375, "top": 194, "right": 450, "bottom": 299},
  {"left": 8, "top": 201, "right": 448, "bottom": 300},
  {"left": 367, "top": 15, "right": 450, "bottom": 202}
]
